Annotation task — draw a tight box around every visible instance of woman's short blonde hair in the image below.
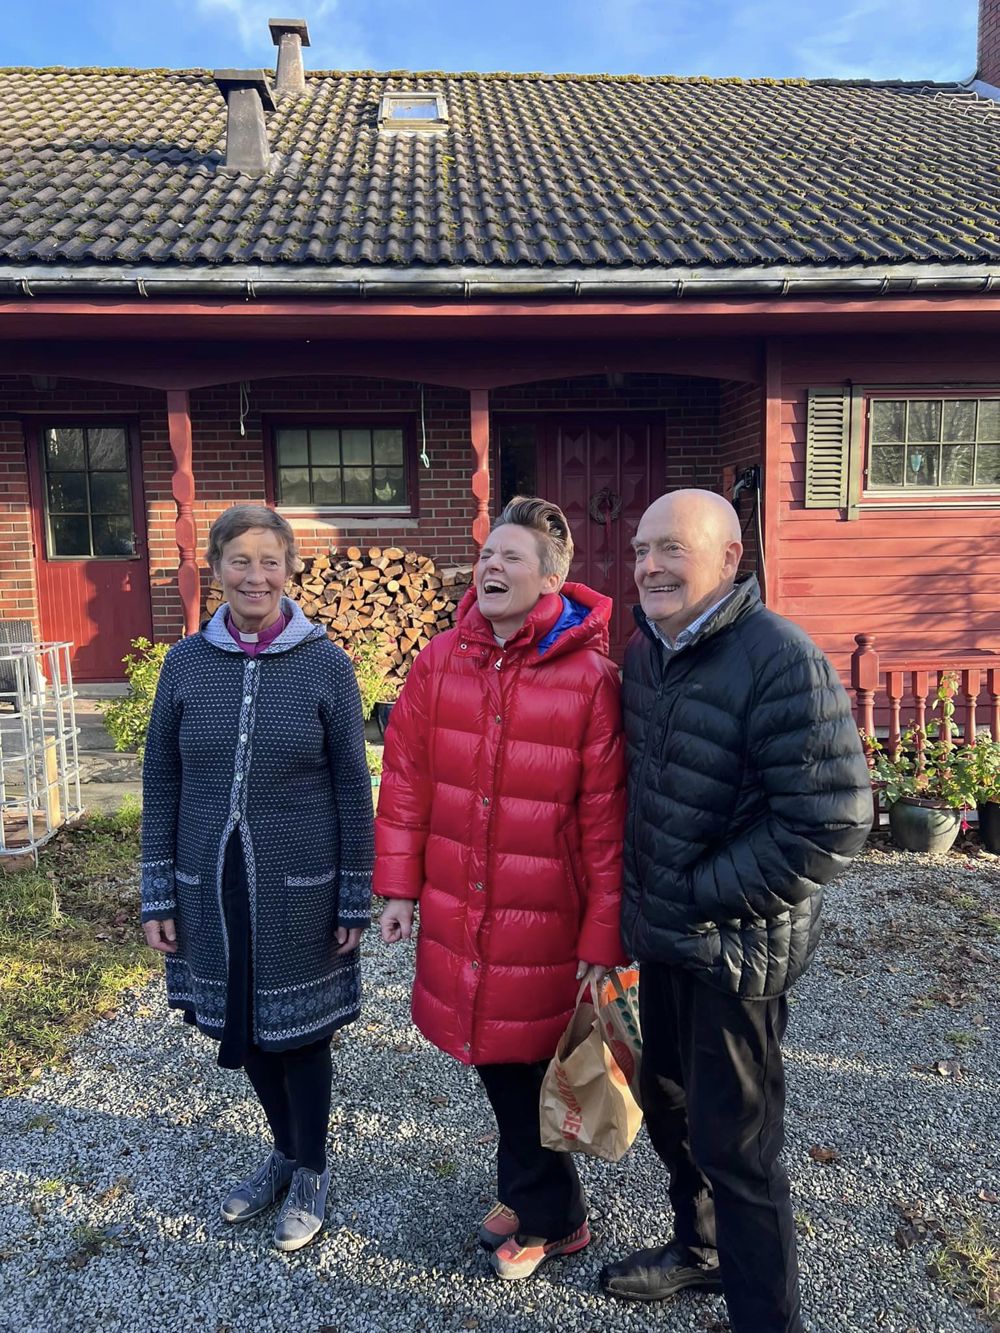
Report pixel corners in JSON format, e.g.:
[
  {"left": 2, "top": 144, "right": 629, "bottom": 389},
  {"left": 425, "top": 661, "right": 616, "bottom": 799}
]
[
  {"left": 491, "top": 496, "right": 574, "bottom": 582},
  {"left": 205, "top": 505, "right": 301, "bottom": 575}
]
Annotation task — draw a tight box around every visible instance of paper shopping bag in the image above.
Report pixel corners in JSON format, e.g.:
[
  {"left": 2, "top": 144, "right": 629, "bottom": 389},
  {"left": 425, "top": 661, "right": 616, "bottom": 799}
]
[{"left": 539, "top": 981, "right": 642, "bottom": 1162}]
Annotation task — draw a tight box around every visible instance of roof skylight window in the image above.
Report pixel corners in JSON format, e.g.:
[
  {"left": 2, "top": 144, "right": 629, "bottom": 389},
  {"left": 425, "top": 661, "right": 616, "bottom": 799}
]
[{"left": 379, "top": 92, "right": 449, "bottom": 131}]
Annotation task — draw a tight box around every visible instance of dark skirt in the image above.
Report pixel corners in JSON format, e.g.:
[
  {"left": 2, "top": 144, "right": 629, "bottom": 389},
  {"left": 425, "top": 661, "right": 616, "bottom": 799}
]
[{"left": 183, "top": 828, "right": 254, "bottom": 1070}]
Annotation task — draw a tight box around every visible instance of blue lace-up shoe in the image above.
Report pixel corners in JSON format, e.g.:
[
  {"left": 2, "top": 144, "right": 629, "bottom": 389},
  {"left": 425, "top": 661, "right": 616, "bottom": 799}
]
[
  {"left": 273, "top": 1165, "right": 330, "bottom": 1252},
  {"left": 221, "top": 1149, "right": 295, "bottom": 1224}
]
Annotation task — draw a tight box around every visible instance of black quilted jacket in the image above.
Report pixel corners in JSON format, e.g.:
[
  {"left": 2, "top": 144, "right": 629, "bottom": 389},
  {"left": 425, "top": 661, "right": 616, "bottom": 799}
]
[{"left": 621, "top": 576, "right": 873, "bottom": 998}]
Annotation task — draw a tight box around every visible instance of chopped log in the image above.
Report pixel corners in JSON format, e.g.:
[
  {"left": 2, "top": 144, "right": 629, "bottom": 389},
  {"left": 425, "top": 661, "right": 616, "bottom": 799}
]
[{"left": 256, "top": 544, "right": 467, "bottom": 690}]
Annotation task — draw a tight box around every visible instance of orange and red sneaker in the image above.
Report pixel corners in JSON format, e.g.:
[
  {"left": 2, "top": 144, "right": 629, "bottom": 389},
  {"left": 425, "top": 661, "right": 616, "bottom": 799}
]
[
  {"left": 491, "top": 1221, "right": 591, "bottom": 1280},
  {"left": 478, "top": 1203, "right": 520, "bottom": 1251}
]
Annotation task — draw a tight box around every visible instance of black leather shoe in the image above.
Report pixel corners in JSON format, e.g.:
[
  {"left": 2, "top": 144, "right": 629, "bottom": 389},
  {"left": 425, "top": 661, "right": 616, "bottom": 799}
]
[{"left": 599, "top": 1240, "right": 723, "bottom": 1302}]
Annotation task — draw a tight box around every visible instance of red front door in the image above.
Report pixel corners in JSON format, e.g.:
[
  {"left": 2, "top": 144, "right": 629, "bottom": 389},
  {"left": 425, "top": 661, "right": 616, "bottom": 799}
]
[
  {"left": 28, "top": 422, "right": 153, "bottom": 681},
  {"left": 496, "top": 415, "right": 665, "bottom": 661}
]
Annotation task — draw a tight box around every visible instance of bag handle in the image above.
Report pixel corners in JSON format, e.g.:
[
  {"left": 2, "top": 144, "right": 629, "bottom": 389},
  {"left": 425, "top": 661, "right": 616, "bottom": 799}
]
[
  {"left": 605, "top": 970, "right": 629, "bottom": 1003},
  {"left": 574, "top": 976, "right": 603, "bottom": 1010}
]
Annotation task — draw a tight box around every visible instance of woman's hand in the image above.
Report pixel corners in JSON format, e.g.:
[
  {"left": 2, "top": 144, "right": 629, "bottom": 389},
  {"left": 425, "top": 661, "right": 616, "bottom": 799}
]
[
  {"left": 335, "top": 926, "right": 364, "bottom": 955},
  {"left": 576, "top": 960, "right": 606, "bottom": 990},
  {"left": 143, "top": 918, "right": 178, "bottom": 954},
  {"left": 379, "top": 899, "right": 415, "bottom": 943}
]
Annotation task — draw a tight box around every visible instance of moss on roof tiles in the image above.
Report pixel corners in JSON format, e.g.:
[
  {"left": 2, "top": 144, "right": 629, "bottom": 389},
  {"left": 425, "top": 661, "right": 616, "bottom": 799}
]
[{"left": 0, "top": 66, "right": 999, "bottom": 270}]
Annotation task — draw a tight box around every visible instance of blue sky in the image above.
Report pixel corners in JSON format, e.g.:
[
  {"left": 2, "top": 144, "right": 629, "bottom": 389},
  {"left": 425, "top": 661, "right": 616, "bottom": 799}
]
[{"left": 4, "top": 0, "right": 981, "bottom": 81}]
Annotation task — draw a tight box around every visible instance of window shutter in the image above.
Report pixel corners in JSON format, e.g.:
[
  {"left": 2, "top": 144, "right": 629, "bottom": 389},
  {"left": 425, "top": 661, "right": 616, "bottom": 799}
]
[{"left": 804, "top": 387, "right": 851, "bottom": 508}]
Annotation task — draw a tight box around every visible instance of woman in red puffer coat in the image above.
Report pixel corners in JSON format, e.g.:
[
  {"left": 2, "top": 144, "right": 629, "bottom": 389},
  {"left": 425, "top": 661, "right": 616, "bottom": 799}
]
[{"left": 377, "top": 496, "right": 625, "bottom": 1282}]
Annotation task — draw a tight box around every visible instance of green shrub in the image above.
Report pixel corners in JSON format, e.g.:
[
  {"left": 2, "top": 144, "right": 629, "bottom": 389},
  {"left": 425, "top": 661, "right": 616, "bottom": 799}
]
[
  {"left": 350, "top": 639, "right": 399, "bottom": 722},
  {"left": 365, "top": 741, "right": 383, "bottom": 780},
  {"left": 101, "top": 638, "right": 170, "bottom": 759}
]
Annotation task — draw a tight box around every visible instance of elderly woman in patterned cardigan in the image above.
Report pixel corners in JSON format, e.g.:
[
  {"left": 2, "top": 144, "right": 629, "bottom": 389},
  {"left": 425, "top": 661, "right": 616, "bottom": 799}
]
[{"left": 140, "top": 504, "right": 373, "bottom": 1253}]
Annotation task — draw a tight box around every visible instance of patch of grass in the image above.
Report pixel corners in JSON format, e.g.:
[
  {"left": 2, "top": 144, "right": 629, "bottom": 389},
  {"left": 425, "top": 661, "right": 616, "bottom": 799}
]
[
  {"left": 0, "top": 801, "right": 153, "bottom": 1094},
  {"left": 66, "top": 1221, "right": 125, "bottom": 1269},
  {"left": 23, "top": 1113, "right": 56, "bottom": 1131},
  {"left": 979, "top": 914, "right": 1000, "bottom": 937},
  {"left": 928, "top": 1216, "right": 1000, "bottom": 1323},
  {"left": 945, "top": 1030, "right": 979, "bottom": 1049}
]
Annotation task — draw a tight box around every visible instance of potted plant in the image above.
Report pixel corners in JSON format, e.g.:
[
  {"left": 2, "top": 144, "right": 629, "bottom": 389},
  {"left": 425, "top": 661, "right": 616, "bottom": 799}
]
[
  {"left": 954, "top": 735, "right": 1000, "bottom": 853},
  {"left": 373, "top": 674, "right": 401, "bottom": 739},
  {"left": 365, "top": 741, "right": 383, "bottom": 786},
  {"left": 866, "top": 673, "right": 975, "bottom": 854},
  {"left": 350, "top": 639, "right": 400, "bottom": 730}
]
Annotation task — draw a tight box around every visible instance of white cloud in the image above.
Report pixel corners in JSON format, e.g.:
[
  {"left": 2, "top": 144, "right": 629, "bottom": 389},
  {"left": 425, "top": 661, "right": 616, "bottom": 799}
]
[
  {"left": 194, "top": 0, "right": 373, "bottom": 70},
  {"left": 790, "top": 0, "right": 976, "bottom": 81},
  {"left": 579, "top": 0, "right": 975, "bottom": 80}
]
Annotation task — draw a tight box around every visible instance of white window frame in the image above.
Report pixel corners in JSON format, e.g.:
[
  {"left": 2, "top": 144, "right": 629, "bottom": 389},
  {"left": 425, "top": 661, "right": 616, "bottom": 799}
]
[{"left": 378, "top": 91, "right": 449, "bottom": 131}]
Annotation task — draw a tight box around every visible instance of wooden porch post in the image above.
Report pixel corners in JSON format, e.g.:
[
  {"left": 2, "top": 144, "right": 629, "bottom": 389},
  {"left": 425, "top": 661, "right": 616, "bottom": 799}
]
[
  {"left": 165, "top": 389, "right": 201, "bottom": 636},
  {"left": 851, "top": 632, "right": 881, "bottom": 825},
  {"left": 469, "top": 388, "right": 490, "bottom": 547}
]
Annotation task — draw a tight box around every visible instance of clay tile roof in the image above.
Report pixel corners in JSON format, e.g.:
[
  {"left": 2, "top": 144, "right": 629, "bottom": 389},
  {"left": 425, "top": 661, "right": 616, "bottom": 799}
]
[{"left": 2, "top": 66, "right": 1000, "bottom": 271}]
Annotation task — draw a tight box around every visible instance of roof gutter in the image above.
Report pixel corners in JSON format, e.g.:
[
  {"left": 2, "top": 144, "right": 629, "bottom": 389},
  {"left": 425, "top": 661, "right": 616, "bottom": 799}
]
[{"left": 0, "top": 262, "right": 999, "bottom": 300}]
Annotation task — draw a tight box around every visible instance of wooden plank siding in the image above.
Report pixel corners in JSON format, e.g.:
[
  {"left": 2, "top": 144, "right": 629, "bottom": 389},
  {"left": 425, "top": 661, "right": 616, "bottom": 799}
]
[{"left": 777, "top": 335, "right": 1000, "bottom": 684}]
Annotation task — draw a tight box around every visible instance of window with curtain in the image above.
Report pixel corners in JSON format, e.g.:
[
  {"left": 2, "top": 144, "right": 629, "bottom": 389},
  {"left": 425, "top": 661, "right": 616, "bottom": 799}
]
[{"left": 273, "top": 424, "right": 411, "bottom": 513}]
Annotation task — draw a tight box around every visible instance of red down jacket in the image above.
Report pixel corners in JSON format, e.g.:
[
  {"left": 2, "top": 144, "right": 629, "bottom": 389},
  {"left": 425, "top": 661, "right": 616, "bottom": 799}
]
[{"left": 374, "top": 581, "right": 626, "bottom": 1066}]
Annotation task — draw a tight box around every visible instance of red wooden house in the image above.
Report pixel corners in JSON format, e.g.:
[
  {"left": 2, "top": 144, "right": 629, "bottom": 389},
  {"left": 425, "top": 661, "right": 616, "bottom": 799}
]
[{"left": 2, "top": 6, "right": 1000, "bottom": 689}]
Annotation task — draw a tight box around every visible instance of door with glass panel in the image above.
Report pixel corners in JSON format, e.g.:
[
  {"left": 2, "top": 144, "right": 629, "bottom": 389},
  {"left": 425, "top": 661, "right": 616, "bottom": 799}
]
[{"left": 29, "top": 423, "right": 153, "bottom": 681}]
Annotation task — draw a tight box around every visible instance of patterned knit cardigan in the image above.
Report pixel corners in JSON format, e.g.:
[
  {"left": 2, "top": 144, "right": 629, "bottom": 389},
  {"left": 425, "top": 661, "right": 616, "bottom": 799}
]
[{"left": 140, "top": 598, "right": 374, "bottom": 1051}]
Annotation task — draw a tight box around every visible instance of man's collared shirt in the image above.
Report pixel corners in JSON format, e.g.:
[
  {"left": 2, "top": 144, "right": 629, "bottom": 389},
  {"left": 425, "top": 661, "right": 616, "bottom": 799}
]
[{"left": 649, "top": 587, "right": 738, "bottom": 655}]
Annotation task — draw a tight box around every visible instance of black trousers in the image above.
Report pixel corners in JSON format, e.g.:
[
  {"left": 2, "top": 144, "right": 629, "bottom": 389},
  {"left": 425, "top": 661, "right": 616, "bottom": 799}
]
[
  {"left": 476, "top": 1061, "right": 587, "bottom": 1240},
  {"left": 639, "top": 963, "right": 803, "bottom": 1333},
  {"left": 216, "top": 830, "right": 332, "bottom": 1175}
]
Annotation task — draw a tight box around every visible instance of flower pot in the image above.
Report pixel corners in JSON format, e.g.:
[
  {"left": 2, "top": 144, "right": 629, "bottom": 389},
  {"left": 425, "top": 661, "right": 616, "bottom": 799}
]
[
  {"left": 888, "top": 797, "right": 961, "bottom": 854},
  {"left": 374, "top": 701, "right": 396, "bottom": 739},
  {"left": 977, "top": 801, "right": 1000, "bottom": 854}
]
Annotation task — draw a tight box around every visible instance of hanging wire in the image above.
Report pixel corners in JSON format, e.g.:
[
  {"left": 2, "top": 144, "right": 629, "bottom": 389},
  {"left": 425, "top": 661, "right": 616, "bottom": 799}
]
[
  {"left": 756, "top": 488, "right": 767, "bottom": 602},
  {"left": 419, "top": 383, "right": 430, "bottom": 468},
  {"left": 238, "top": 381, "right": 250, "bottom": 438}
]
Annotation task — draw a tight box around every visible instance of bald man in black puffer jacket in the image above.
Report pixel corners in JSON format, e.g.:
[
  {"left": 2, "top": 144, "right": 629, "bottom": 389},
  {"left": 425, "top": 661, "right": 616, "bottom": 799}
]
[{"left": 600, "top": 490, "right": 872, "bottom": 1333}]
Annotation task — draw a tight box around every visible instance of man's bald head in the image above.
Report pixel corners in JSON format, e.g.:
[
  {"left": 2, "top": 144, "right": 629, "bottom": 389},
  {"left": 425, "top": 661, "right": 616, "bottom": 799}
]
[
  {"left": 641, "top": 489, "right": 742, "bottom": 550},
  {"left": 632, "top": 489, "right": 743, "bottom": 639}
]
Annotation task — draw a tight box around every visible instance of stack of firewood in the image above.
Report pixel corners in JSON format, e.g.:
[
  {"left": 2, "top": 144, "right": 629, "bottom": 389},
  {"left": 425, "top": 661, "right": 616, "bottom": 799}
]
[{"left": 205, "top": 545, "right": 473, "bottom": 682}]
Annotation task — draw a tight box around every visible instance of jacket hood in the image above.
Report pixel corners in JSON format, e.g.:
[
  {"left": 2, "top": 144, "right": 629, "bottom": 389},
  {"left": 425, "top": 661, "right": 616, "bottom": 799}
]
[
  {"left": 456, "top": 580, "right": 612, "bottom": 661},
  {"left": 202, "top": 596, "right": 326, "bottom": 655},
  {"left": 632, "top": 574, "right": 761, "bottom": 647}
]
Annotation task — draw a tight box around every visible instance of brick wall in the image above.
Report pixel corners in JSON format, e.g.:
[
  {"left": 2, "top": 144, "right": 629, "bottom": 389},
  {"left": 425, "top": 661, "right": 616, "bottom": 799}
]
[
  {"left": 0, "top": 415, "right": 39, "bottom": 632},
  {"left": 0, "top": 371, "right": 757, "bottom": 653},
  {"left": 718, "top": 379, "right": 763, "bottom": 577},
  {"left": 980, "top": 0, "right": 1000, "bottom": 86}
]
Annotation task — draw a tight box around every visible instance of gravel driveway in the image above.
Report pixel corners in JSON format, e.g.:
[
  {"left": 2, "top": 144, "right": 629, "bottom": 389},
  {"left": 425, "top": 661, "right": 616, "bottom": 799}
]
[{"left": 1, "top": 845, "right": 997, "bottom": 1333}]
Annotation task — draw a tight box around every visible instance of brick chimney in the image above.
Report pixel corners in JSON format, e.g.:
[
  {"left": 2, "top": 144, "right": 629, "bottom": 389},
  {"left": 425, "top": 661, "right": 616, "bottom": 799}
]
[
  {"left": 214, "top": 69, "right": 276, "bottom": 175},
  {"left": 269, "top": 18, "right": 310, "bottom": 97},
  {"left": 979, "top": 0, "right": 1000, "bottom": 87}
]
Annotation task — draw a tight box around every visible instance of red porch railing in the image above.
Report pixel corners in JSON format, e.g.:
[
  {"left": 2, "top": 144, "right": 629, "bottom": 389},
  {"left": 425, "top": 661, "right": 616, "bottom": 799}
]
[
  {"left": 851, "top": 633, "right": 1000, "bottom": 756},
  {"left": 850, "top": 636, "right": 1000, "bottom": 821}
]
